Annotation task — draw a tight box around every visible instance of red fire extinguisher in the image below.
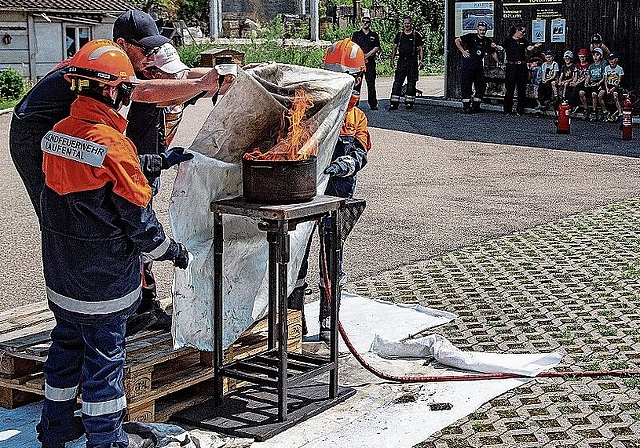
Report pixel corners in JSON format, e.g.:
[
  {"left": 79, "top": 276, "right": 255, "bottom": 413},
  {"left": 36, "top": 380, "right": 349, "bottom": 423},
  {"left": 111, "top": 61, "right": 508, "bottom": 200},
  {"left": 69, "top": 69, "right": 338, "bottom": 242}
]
[
  {"left": 622, "top": 98, "right": 633, "bottom": 140},
  {"left": 557, "top": 100, "right": 571, "bottom": 134}
]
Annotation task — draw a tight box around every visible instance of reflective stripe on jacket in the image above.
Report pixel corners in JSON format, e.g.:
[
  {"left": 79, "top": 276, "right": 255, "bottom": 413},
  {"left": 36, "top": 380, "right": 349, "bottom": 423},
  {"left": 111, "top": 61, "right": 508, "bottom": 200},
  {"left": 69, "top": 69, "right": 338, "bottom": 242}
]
[{"left": 41, "top": 95, "right": 170, "bottom": 324}]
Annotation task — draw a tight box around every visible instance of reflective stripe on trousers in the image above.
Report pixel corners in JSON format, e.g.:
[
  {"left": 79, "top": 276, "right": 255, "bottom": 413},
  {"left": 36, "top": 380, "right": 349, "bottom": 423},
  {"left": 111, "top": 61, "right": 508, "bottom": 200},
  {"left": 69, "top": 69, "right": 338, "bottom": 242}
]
[{"left": 40, "top": 313, "right": 129, "bottom": 448}]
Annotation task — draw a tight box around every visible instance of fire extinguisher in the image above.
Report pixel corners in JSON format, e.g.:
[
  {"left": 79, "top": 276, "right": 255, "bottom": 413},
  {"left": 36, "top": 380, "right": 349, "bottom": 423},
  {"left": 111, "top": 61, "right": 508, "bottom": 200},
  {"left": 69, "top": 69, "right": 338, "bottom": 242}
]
[
  {"left": 622, "top": 98, "right": 633, "bottom": 140},
  {"left": 557, "top": 100, "right": 571, "bottom": 134}
]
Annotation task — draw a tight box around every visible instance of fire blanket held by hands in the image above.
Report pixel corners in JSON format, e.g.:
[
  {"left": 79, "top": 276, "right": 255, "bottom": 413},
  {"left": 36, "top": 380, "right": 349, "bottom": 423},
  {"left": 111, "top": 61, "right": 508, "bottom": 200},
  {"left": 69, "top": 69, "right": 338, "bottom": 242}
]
[{"left": 168, "top": 63, "right": 354, "bottom": 350}]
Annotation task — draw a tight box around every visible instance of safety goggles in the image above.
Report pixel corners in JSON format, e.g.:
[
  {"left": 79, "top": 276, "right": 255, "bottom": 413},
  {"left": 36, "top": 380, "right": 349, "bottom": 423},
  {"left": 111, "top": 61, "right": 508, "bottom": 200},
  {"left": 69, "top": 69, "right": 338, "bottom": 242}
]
[{"left": 126, "top": 39, "right": 160, "bottom": 58}]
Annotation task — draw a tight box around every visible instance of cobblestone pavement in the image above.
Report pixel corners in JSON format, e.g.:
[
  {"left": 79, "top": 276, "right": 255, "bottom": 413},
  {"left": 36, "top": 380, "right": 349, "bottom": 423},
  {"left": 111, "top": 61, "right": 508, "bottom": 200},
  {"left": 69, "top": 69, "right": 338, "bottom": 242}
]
[{"left": 350, "top": 198, "right": 640, "bottom": 448}]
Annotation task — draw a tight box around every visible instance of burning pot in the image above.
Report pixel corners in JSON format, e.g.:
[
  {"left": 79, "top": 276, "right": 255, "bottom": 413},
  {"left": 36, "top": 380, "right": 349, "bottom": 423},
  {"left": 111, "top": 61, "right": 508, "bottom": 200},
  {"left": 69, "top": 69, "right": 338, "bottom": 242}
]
[
  {"left": 242, "top": 88, "right": 318, "bottom": 204},
  {"left": 242, "top": 156, "right": 317, "bottom": 204}
]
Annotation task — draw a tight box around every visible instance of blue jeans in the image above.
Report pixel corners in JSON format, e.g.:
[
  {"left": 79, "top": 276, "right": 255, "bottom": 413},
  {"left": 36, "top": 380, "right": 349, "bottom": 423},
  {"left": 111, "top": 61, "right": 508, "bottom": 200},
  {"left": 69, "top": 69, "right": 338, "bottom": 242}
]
[{"left": 40, "top": 313, "right": 129, "bottom": 448}]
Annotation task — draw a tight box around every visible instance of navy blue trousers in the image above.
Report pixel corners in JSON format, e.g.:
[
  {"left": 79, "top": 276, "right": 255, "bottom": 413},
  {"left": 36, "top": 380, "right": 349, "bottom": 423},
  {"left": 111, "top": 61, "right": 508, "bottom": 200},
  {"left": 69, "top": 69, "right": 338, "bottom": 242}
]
[{"left": 40, "top": 313, "right": 129, "bottom": 448}]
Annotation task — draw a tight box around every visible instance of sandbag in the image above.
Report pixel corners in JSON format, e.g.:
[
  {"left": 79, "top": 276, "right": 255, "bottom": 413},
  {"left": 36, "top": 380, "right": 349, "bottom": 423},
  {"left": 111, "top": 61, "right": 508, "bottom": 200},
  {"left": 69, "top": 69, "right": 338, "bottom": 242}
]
[{"left": 168, "top": 63, "right": 353, "bottom": 350}]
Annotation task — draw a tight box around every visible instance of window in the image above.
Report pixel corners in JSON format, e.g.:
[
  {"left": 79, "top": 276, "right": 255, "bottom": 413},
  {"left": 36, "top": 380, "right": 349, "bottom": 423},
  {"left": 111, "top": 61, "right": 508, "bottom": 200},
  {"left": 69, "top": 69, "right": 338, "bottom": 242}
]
[{"left": 65, "top": 26, "right": 90, "bottom": 57}]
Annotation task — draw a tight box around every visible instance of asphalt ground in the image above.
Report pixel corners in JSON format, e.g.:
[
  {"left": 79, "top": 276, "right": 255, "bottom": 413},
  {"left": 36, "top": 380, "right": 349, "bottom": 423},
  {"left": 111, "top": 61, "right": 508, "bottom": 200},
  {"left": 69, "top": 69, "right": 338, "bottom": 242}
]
[{"left": 3, "top": 75, "right": 640, "bottom": 446}]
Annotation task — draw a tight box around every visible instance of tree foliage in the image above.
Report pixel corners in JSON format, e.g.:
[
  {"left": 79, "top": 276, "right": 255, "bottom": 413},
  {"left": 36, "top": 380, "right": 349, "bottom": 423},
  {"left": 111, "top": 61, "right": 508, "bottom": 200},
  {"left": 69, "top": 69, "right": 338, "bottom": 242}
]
[{"left": 176, "top": 0, "right": 209, "bottom": 27}]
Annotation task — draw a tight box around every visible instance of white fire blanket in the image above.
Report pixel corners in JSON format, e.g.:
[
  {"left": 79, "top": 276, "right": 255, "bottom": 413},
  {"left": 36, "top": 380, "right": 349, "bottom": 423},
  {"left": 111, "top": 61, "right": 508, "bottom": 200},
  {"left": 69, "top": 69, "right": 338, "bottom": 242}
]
[
  {"left": 168, "top": 63, "right": 354, "bottom": 350},
  {"left": 370, "top": 333, "right": 563, "bottom": 377}
]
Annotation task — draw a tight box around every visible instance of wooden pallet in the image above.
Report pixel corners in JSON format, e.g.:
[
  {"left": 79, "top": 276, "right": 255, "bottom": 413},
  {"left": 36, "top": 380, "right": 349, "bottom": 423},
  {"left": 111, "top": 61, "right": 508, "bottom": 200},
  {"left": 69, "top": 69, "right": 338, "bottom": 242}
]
[{"left": 0, "top": 301, "right": 302, "bottom": 422}]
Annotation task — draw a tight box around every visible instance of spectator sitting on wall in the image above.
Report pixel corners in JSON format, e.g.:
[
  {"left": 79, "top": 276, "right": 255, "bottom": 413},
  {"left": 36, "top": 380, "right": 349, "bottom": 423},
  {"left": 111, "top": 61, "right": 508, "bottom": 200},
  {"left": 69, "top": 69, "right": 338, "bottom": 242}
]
[
  {"left": 534, "top": 49, "right": 558, "bottom": 112},
  {"left": 570, "top": 48, "right": 590, "bottom": 112},
  {"left": 553, "top": 50, "right": 575, "bottom": 104},
  {"left": 603, "top": 52, "right": 625, "bottom": 122}
]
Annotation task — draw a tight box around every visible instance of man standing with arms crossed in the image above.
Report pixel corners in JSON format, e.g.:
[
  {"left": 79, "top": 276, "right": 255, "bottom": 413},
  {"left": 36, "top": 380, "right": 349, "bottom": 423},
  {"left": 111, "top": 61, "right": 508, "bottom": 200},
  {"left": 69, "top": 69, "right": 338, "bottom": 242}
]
[{"left": 351, "top": 16, "right": 381, "bottom": 110}]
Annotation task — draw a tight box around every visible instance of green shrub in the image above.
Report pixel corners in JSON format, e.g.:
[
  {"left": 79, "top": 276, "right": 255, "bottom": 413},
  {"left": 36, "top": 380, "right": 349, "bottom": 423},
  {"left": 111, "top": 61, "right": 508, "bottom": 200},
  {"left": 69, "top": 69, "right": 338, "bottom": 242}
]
[
  {"left": 177, "top": 43, "right": 214, "bottom": 67},
  {"left": 0, "top": 68, "right": 24, "bottom": 101}
]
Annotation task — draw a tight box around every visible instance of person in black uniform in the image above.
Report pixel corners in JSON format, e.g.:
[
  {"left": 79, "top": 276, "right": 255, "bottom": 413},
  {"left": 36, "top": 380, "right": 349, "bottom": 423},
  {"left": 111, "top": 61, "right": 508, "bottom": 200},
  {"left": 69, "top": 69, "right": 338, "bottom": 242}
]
[
  {"left": 455, "top": 21, "right": 503, "bottom": 114},
  {"left": 389, "top": 16, "right": 424, "bottom": 110},
  {"left": 351, "top": 16, "right": 381, "bottom": 110},
  {"left": 501, "top": 24, "right": 542, "bottom": 115}
]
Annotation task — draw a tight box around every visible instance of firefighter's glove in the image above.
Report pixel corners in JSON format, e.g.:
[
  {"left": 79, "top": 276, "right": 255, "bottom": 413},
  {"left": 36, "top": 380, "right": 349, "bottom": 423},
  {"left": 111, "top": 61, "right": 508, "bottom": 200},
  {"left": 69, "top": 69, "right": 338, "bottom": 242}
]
[
  {"left": 324, "top": 156, "right": 356, "bottom": 177},
  {"left": 173, "top": 243, "right": 190, "bottom": 270},
  {"left": 160, "top": 147, "right": 194, "bottom": 169},
  {"left": 157, "top": 239, "right": 190, "bottom": 270}
]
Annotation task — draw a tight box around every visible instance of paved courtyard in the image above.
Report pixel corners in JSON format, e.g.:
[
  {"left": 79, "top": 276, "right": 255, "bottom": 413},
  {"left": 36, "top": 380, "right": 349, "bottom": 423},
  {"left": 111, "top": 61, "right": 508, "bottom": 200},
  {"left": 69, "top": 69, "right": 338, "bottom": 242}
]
[{"left": 2, "top": 74, "right": 640, "bottom": 446}]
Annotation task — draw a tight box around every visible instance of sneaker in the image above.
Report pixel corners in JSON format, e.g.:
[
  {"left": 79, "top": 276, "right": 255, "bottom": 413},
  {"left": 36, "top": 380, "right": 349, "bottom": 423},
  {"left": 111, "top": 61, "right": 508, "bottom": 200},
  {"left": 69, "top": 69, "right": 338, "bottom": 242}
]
[
  {"left": 463, "top": 107, "right": 473, "bottom": 114},
  {"left": 571, "top": 105, "right": 582, "bottom": 115},
  {"left": 589, "top": 111, "right": 599, "bottom": 122},
  {"left": 406, "top": 103, "right": 413, "bottom": 110},
  {"left": 37, "top": 416, "right": 85, "bottom": 447},
  {"left": 608, "top": 110, "right": 620, "bottom": 122},
  {"left": 388, "top": 104, "right": 398, "bottom": 110},
  {"left": 126, "top": 311, "right": 158, "bottom": 336},
  {"left": 601, "top": 111, "right": 610, "bottom": 122},
  {"left": 370, "top": 105, "right": 378, "bottom": 110},
  {"left": 583, "top": 110, "right": 591, "bottom": 121}
]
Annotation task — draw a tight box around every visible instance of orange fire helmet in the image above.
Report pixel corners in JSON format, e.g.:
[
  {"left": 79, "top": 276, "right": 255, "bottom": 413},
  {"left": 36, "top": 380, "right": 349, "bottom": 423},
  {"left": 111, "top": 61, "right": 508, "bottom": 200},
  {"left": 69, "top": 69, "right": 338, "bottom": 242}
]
[
  {"left": 324, "top": 38, "right": 366, "bottom": 74},
  {"left": 64, "top": 39, "right": 137, "bottom": 87}
]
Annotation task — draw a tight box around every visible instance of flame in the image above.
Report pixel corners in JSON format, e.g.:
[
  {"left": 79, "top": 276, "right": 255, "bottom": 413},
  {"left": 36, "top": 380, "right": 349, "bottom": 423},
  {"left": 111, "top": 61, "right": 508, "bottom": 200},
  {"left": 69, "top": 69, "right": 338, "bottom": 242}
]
[{"left": 243, "top": 88, "right": 318, "bottom": 161}]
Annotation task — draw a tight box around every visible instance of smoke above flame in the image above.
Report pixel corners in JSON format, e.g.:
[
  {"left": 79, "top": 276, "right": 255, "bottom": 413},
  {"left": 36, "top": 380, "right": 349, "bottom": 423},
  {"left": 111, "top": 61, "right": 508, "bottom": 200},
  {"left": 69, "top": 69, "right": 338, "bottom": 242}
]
[{"left": 243, "top": 88, "right": 318, "bottom": 161}]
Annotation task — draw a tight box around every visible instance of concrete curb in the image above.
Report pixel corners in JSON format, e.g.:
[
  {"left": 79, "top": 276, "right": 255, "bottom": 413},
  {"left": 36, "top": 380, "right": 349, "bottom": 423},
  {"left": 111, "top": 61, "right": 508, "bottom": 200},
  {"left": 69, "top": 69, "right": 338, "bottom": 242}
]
[
  {"left": 0, "top": 108, "right": 13, "bottom": 116},
  {"left": 415, "top": 95, "right": 640, "bottom": 124}
]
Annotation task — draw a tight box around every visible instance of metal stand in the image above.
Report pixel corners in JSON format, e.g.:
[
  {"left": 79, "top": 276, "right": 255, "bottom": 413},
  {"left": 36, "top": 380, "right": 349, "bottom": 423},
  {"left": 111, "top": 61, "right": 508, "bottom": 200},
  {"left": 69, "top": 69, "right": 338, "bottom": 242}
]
[{"left": 172, "top": 195, "right": 355, "bottom": 440}]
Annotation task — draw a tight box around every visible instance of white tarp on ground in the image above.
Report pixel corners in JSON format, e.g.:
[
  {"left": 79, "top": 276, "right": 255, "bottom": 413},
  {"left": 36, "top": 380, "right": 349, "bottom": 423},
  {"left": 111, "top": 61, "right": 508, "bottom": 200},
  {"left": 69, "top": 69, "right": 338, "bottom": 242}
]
[
  {"left": 304, "top": 291, "right": 458, "bottom": 352},
  {"left": 168, "top": 63, "right": 354, "bottom": 351},
  {"left": 0, "top": 294, "right": 562, "bottom": 448}
]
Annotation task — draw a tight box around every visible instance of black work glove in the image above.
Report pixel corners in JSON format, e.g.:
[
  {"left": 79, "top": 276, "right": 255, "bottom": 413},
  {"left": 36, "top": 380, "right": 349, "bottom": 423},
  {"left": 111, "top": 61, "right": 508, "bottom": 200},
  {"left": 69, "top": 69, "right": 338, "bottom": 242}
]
[
  {"left": 324, "top": 155, "right": 356, "bottom": 177},
  {"left": 173, "top": 242, "right": 190, "bottom": 269},
  {"left": 160, "top": 147, "right": 194, "bottom": 169},
  {"left": 156, "top": 239, "right": 190, "bottom": 269}
]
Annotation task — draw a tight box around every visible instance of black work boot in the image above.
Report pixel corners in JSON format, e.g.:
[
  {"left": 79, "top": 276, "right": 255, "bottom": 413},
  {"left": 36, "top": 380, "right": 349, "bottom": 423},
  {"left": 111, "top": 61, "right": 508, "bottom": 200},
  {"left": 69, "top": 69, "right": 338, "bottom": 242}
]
[
  {"left": 472, "top": 100, "right": 482, "bottom": 113},
  {"left": 287, "top": 282, "right": 308, "bottom": 335},
  {"left": 124, "top": 422, "right": 157, "bottom": 448},
  {"left": 37, "top": 415, "right": 85, "bottom": 447},
  {"left": 126, "top": 311, "right": 158, "bottom": 336},
  {"left": 147, "top": 301, "right": 172, "bottom": 332},
  {"left": 319, "top": 285, "right": 342, "bottom": 342}
]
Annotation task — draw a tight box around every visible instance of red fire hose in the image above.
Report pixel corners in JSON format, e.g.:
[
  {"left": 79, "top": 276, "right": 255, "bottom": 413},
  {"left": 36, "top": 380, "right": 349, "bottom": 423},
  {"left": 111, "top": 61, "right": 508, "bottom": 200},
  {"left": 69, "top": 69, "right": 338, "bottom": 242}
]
[{"left": 317, "top": 229, "right": 640, "bottom": 382}]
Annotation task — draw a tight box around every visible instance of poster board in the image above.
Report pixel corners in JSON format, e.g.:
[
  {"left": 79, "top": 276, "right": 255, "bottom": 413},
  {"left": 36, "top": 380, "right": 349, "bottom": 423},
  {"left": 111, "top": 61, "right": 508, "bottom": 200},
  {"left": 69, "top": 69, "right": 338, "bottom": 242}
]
[{"left": 455, "top": 2, "right": 495, "bottom": 37}]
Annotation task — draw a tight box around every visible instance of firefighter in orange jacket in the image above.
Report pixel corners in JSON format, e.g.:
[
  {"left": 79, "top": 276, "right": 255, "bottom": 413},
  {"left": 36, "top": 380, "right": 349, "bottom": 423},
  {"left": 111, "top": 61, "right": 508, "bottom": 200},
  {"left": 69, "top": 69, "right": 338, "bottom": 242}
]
[
  {"left": 38, "top": 41, "right": 189, "bottom": 448},
  {"left": 289, "top": 38, "right": 372, "bottom": 341}
]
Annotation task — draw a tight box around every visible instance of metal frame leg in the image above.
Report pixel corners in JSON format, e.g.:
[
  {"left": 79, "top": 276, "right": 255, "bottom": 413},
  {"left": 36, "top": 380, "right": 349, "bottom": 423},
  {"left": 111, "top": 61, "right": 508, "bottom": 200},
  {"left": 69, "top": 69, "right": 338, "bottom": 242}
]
[
  {"left": 213, "top": 212, "right": 224, "bottom": 406},
  {"left": 328, "top": 210, "right": 341, "bottom": 398},
  {"left": 276, "top": 222, "right": 290, "bottom": 421}
]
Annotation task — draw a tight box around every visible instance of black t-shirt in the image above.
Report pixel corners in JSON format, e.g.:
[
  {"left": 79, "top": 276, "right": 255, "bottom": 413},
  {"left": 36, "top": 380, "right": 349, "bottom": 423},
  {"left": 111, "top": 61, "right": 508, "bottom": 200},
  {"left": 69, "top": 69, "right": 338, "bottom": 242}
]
[
  {"left": 394, "top": 31, "right": 424, "bottom": 58},
  {"left": 14, "top": 65, "right": 75, "bottom": 126},
  {"left": 459, "top": 33, "right": 496, "bottom": 60},
  {"left": 126, "top": 101, "right": 161, "bottom": 156},
  {"left": 503, "top": 36, "right": 530, "bottom": 63},
  {"left": 352, "top": 29, "right": 381, "bottom": 64}
]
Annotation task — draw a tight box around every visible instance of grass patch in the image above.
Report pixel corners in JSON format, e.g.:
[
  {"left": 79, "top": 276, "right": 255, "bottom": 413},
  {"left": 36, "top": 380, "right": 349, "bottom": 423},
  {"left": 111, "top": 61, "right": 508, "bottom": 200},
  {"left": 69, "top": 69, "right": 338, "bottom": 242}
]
[{"left": 0, "top": 98, "right": 18, "bottom": 110}]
